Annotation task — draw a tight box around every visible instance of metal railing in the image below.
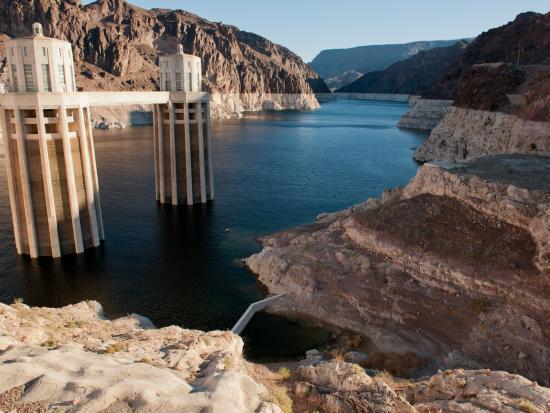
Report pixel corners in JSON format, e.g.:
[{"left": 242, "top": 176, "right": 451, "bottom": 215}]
[{"left": 231, "top": 293, "right": 286, "bottom": 335}]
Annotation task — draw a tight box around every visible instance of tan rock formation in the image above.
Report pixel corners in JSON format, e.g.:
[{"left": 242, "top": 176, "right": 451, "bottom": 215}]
[
  {"left": 414, "top": 107, "right": 550, "bottom": 162},
  {"left": 246, "top": 155, "right": 550, "bottom": 385},
  {"left": 397, "top": 99, "right": 453, "bottom": 131},
  {"left": 1, "top": 300, "right": 549, "bottom": 412},
  {"left": 0, "top": 300, "right": 281, "bottom": 413},
  {"left": 289, "top": 361, "right": 550, "bottom": 413},
  {"left": 292, "top": 361, "right": 416, "bottom": 412}
]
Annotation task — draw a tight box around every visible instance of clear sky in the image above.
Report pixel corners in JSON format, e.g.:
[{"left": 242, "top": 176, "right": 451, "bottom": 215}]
[{"left": 84, "top": 0, "right": 549, "bottom": 62}]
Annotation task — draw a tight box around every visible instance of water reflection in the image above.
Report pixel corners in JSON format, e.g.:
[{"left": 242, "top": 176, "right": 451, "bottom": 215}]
[{"left": 0, "top": 100, "right": 427, "bottom": 356}]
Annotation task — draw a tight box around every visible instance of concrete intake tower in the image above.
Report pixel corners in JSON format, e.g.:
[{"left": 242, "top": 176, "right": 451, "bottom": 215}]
[{"left": 0, "top": 24, "right": 214, "bottom": 258}]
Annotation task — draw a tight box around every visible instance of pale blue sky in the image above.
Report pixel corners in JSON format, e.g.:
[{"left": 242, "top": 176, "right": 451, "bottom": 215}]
[{"left": 84, "top": 1, "right": 549, "bottom": 61}]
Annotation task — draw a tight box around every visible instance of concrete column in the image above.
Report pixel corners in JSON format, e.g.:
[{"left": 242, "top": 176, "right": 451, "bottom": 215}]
[
  {"left": 183, "top": 102, "right": 193, "bottom": 205},
  {"left": 168, "top": 100, "right": 178, "bottom": 205},
  {"left": 84, "top": 107, "right": 104, "bottom": 240},
  {"left": 0, "top": 109, "right": 23, "bottom": 254},
  {"left": 13, "top": 108, "right": 39, "bottom": 257},
  {"left": 153, "top": 105, "right": 159, "bottom": 201},
  {"left": 36, "top": 105, "right": 62, "bottom": 257},
  {"left": 205, "top": 100, "right": 215, "bottom": 201},
  {"left": 196, "top": 102, "right": 207, "bottom": 203},
  {"left": 77, "top": 106, "right": 100, "bottom": 247},
  {"left": 59, "top": 106, "right": 84, "bottom": 254},
  {"left": 156, "top": 104, "right": 166, "bottom": 203}
]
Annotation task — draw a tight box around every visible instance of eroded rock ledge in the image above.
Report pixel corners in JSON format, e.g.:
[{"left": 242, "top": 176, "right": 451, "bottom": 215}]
[
  {"left": 0, "top": 300, "right": 280, "bottom": 413},
  {"left": 0, "top": 299, "right": 549, "bottom": 412},
  {"left": 414, "top": 107, "right": 550, "bottom": 162},
  {"left": 246, "top": 155, "right": 550, "bottom": 386}
]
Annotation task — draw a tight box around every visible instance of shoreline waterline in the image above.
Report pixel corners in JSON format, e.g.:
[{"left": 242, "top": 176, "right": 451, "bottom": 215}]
[{"left": 0, "top": 100, "right": 428, "bottom": 358}]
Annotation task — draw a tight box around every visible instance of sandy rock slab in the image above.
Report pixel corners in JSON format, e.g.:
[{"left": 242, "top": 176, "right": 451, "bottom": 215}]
[
  {"left": 0, "top": 301, "right": 280, "bottom": 413},
  {"left": 245, "top": 156, "right": 550, "bottom": 385},
  {"left": 289, "top": 361, "right": 550, "bottom": 413}
]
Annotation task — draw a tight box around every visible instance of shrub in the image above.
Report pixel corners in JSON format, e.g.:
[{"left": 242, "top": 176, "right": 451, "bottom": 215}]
[
  {"left": 263, "top": 386, "right": 293, "bottom": 413},
  {"left": 516, "top": 398, "right": 537, "bottom": 413},
  {"left": 41, "top": 339, "right": 57, "bottom": 348},
  {"left": 223, "top": 357, "right": 236, "bottom": 370},
  {"left": 375, "top": 371, "right": 399, "bottom": 388},
  {"left": 365, "top": 351, "right": 427, "bottom": 378},
  {"left": 350, "top": 364, "right": 365, "bottom": 375},
  {"left": 530, "top": 143, "right": 537, "bottom": 151},
  {"left": 66, "top": 320, "right": 85, "bottom": 329},
  {"left": 106, "top": 342, "right": 128, "bottom": 354},
  {"left": 329, "top": 350, "right": 345, "bottom": 362},
  {"left": 278, "top": 367, "right": 292, "bottom": 381}
]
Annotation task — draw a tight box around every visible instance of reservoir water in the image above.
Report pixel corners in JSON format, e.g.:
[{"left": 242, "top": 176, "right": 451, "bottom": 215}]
[{"left": 0, "top": 99, "right": 427, "bottom": 359}]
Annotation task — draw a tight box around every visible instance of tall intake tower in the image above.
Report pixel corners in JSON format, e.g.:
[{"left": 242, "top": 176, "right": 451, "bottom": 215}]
[
  {"left": 155, "top": 45, "right": 214, "bottom": 205},
  {"left": 0, "top": 23, "right": 103, "bottom": 258}
]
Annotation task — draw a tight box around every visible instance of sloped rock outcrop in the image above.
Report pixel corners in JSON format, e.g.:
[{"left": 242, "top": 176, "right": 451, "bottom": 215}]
[
  {"left": 413, "top": 106, "right": 550, "bottom": 162},
  {"left": 245, "top": 155, "right": 550, "bottom": 386},
  {"left": 397, "top": 99, "right": 453, "bottom": 130},
  {"left": 289, "top": 361, "right": 550, "bottom": 413},
  {"left": 414, "top": 63, "right": 550, "bottom": 161},
  {"left": 0, "top": 300, "right": 281, "bottom": 413}
]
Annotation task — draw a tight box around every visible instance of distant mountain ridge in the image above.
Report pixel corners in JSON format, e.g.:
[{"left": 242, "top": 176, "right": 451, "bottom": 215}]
[
  {"left": 310, "top": 39, "right": 468, "bottom": 90},
  {"left": 338, "top": 41, "right": 469, "bottom": 94}
]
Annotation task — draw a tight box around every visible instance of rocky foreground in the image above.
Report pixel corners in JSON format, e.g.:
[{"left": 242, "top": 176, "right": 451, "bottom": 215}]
[
  {"left": 246, "top": 155, "right": 550, "bottom": 389},
  {"left": 1, "top": 300, "right": 550, "bottom": 413}
]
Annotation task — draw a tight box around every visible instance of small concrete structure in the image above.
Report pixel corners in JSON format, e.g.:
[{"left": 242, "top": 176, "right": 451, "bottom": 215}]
[
  {"left": 5, "top": 22, "right": 76, "bottom": 93},
  {"left": 231, "top": 294, "right": 286, "bottom": 335},
  {"left": 159, "top": 45, "right": 202, "bottom": 93},
  {"left": 0, "top": 26, "right": 214, "bottom": 257},
  {"left": 154, "top": 47, "right": 213, "bottom": 205}
]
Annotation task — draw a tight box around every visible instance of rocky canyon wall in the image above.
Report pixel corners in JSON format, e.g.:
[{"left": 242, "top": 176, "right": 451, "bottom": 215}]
[
  {"left": 397, "top": 99, "right": 453, "bottom": 130},
  {"left": 0, "top": 0, "right": 326, "bottom": 124},
  {"left": 246, "top": 155, "right": 550, "bottom": 385},
  {"left": 413, "top": 107, "right": 550, "bottom": 162}
]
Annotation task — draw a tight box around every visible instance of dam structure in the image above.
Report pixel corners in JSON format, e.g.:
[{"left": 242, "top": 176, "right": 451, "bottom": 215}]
[{"left": 0, "top": 24, "right": 214, "bottom": 258}]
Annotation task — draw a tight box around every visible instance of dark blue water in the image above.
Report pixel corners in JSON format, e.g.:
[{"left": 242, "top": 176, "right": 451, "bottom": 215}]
[{"left": 0, "top": 100, "right": 427, "bottom": 356}]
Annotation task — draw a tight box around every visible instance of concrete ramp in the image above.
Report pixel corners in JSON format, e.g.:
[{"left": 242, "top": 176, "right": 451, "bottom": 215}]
[{"left": 231, "top": 294, "right": 286, "bottom": 335}]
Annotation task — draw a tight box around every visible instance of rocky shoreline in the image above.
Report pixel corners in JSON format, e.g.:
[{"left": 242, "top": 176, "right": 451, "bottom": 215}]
[
  {"left": 414, "top": 107, "right": 550, "bottom": 162},
  {"left": 245, "top": 155, "right": 550, "bottom": 387},
  {"left": 1, "top": 300, "right": 549, "bottom": 413},
  {"left": 88, "top": 93, "right": 320, "bottom": 129},
  {"left": 397, "top": 98, "right": 453, "bottom": 130}
]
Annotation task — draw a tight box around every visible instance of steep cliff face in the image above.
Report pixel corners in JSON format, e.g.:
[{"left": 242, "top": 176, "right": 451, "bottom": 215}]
[
  {"left": 414, "top": 64, "right": 550, "bottom": 161},
  {"left": 338, "top": 41, "right": 468, "bottom": 94},
  {"left": 413, "top": 106, "right": 550, "bottom": 162},
  {"left": 246, "top": 156, "right": 550, "bottom": 385},
  {"left": 426, "top": 12, "right": 550, "bottom": 99},
  {"left": 0, "top": 0, "right": 326, "bottom": 118}
]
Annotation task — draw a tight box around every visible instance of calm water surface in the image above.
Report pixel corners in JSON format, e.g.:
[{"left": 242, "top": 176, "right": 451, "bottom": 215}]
[{"left": 0, "top": 100, "right": 427, "bottom": 358}]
